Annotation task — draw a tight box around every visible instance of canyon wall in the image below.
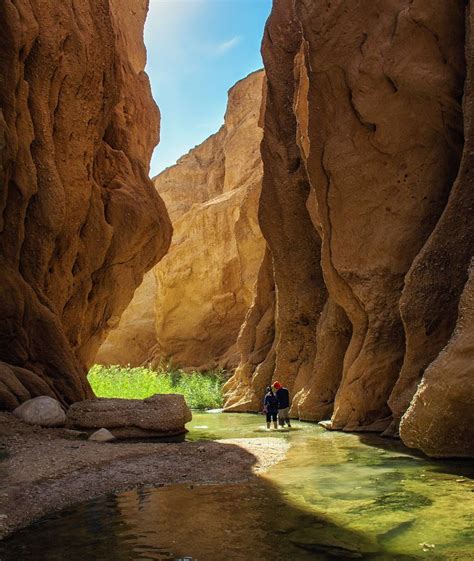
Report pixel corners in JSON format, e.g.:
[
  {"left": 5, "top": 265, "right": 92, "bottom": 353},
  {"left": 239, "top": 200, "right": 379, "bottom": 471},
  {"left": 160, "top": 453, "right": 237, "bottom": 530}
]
[
  {"left": 224, "top": 0, "right": 473, "bottom": 457},
  {"left": 97, "top": 70, "right": 266, "bottom": 370},
  {"left": 0, "top": 0, "right": 171, "bottom": 409}
]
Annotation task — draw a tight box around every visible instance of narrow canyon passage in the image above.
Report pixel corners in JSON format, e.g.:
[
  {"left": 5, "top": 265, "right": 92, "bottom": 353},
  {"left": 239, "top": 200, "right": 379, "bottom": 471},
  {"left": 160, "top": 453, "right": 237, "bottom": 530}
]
[
  {"left": 1, "top": 0, "right": 473, "bottom": 457},
  {"left": 1, "top": 0, "right": 474, "bottom": 559}
]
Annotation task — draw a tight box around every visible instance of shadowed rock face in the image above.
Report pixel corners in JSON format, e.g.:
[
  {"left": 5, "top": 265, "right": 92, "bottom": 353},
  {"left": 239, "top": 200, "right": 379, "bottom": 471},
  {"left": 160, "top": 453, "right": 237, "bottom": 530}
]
[
  {"left": 298, "top": 0, "right": 465, "bottom": 432},
  {"left": 388, "top": 4, "right": 474, "bottom": 435},
  {"left": 223, "top": 247, "right": 276, "bottom": 411},
  {"left": 399, "top": 5, "right": 474, "bottom": 455},
  {"left": 225, "top": 0, "right": 473, "bottom": 456},
  {"left": 400, "top": 261, "right": 474, "bottom": 457},
  {"left": 97, "top": 70, "right": 266, "bottom": 370},
  {"left": 0, "top": 0, "right": 171, "bottom": 409}
]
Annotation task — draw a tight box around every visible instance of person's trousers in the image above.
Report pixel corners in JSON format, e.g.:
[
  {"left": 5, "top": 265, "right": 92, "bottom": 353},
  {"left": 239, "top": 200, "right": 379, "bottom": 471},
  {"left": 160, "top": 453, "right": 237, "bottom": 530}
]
[{"left": 278, "top": 407, "right": 290, "bottom": 425}]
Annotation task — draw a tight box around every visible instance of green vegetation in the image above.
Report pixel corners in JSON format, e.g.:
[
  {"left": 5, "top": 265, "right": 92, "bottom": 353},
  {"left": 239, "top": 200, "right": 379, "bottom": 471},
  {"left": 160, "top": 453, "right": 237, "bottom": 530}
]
[{"left": 88, "top": 364, "right": 227, "bottom": 410}]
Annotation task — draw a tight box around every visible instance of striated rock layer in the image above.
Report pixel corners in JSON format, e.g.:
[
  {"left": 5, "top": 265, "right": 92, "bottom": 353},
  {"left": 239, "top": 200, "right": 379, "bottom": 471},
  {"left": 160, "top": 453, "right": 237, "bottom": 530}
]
[
  {"left": 225, "top": 0, "right": 473, "bottom": 456},
  {"left": 98, "top": 70, "right": 266, "bottom": 369},
  {"left": 0, "top": 0, "right": 171, "bottom": 409}
]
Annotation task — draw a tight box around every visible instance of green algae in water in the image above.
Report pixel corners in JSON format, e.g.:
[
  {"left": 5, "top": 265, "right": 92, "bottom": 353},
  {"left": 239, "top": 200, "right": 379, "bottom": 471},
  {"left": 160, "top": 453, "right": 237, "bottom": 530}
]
[{"left": 1, "top": 413, "right": 473, "bottom": 561}]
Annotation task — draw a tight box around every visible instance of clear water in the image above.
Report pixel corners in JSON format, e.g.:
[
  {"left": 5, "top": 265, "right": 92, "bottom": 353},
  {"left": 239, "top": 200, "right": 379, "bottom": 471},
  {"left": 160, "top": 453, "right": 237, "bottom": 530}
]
[{"left": 1, "top": 412, "right": 473, "bottom": 560}]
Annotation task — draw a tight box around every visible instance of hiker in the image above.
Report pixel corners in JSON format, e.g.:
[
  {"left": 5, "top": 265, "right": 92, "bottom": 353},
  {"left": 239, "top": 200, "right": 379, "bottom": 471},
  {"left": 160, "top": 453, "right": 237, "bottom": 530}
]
[
  {"left": 263, "top": 386, "right": 279, "bottom": 430},
  {"left": 273, "top": 381, "right": 291, "bottom": 427}
]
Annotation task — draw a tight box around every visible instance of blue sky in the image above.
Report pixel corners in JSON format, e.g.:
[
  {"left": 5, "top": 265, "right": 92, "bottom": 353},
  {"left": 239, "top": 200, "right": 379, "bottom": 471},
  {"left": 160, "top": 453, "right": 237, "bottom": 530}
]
[{"left": 145, "top": 0, "right": 272, "bottom": 176}]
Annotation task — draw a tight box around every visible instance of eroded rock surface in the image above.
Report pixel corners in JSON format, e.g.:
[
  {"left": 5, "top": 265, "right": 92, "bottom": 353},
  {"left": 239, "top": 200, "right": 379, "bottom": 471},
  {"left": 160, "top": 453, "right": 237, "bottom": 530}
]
[
  {"left": 298, "top": 0, "right": 465, "bottom": 432},
  {"left": 224, "top": 248, "right": 276, "bottom": 411},
  {"left": 95, "top": 271, "right": 158, "bottom": 367},
  {"left": 400, "top": 261, "right": 474, "bottom": 457},
  {"left": 224, "top": 0, "right": 473, "bottom": 456},
  {"left": 0, "top": 0, "right": 171, "bottom": 409},
  {"left": 67, "top": 394, "right": 192, "bottom": 438},
  {"left": 98, "top": 70, "right": 266, "bottom": 369}
]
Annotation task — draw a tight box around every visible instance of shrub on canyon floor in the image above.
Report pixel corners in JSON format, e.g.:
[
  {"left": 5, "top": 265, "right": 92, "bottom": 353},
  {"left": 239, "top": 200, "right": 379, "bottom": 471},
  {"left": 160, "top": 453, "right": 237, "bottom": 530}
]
[{"left": 88, "top": 364, "right": 226, "bottom": 410}]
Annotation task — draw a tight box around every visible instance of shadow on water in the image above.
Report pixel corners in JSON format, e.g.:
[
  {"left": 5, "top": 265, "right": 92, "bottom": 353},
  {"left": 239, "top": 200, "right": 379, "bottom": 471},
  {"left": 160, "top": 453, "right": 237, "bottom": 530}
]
[
  {"left": 0, "top": 440, "right": 416, "bottom": 561},
  {"left": 356, "top": 433, "right": 474, "bottom": 480},
  {"left": 1, "top": 413, "right": 473, "bottom": 561}
]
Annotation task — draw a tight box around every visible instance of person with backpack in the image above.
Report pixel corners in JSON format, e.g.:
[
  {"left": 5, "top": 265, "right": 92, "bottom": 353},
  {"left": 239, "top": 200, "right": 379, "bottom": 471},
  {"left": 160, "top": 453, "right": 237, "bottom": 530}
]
[
  {"left": 263, "top": 386, "right": 279, "bottom": 430},
  {"left": 273, "top": 381, "right": 292, "bottom": 428}
]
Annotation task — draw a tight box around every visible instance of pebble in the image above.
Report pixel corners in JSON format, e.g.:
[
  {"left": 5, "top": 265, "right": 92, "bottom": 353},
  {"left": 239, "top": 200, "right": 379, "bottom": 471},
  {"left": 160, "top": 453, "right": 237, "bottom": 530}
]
[{"left": 88, "top": 428, "right": 116, "bottom": 442}]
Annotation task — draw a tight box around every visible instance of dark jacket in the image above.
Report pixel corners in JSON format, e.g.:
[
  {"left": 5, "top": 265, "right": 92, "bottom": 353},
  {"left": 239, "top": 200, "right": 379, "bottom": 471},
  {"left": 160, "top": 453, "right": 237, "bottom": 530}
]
[
  {"left": 264, "top": 392, "right": 278, "bottom": 413},
  {"left": 276, "top": 387, "right": 290, "bottom": 409}
]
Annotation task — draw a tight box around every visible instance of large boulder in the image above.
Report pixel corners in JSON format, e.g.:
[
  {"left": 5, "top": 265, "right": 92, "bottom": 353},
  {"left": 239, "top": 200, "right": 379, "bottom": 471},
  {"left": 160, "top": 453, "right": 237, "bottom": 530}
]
[
  {"left": 67, "top": 395, "right": 192, "bottom": 438},
  {"left": 13, "top": 396, "right": 66, "bottom": 427},
  {"left": 0, "top": 0, "right": 171, "bottom": 409}
]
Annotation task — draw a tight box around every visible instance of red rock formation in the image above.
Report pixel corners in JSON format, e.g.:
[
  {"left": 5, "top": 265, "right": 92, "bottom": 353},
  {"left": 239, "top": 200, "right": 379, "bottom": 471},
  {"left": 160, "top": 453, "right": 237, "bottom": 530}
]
[
  {"left": 388, "top": 4, "right": 474, "bottom": 434},
  {"left": 225, "top": 0, "right": 473, "bottom": 456},
  {"left": 297, "top": 0, "right": 465, "bottom": 432},
  {"left": 398, "top": 6, "right": 474, "bottom": 455},
  {"left": 400, "top": 261, "right": 474, "bottom": 457},
  {"left": 225, "top": 6, "right": 328, "bottom": 412},
  {"left": 0, "top": 0, "right": 171, "bottom": 409}
]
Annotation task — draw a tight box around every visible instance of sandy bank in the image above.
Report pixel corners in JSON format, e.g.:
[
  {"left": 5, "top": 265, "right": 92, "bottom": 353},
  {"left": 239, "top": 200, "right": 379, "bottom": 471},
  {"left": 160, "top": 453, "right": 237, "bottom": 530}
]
[{"left": 0, "top": 413, "right": 288, "bottom": 539}]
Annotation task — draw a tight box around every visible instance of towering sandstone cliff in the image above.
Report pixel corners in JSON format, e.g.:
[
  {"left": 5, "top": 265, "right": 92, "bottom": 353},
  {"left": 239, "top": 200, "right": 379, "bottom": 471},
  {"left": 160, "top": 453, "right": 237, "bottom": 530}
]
[
  {"left": 1, "top": 0, "right": 472, "bottom": 458},
  {"left": 0, "top": 0, "right": 171, "bottom": 409},
  {"left": 225, "top": 0, "right": 473, "bottom": 457},
  {"left": 97, "top": 70, "right": 265, "bottom": 369}
]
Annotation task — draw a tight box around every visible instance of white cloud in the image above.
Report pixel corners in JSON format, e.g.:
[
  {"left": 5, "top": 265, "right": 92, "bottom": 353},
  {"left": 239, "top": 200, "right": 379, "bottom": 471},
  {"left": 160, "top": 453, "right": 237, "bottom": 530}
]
[
  {"left": 214, "top": 35, "right": 242, "bottom": 55},
  {"left": 146, "top": 0, "right": 205, "bottom": 37}
]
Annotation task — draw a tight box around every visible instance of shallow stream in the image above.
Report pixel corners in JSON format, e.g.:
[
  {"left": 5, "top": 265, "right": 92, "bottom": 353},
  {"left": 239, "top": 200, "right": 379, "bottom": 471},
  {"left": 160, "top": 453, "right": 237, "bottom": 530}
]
[{"left": 1, "top": 412, "right": 473, "bottom": 560}]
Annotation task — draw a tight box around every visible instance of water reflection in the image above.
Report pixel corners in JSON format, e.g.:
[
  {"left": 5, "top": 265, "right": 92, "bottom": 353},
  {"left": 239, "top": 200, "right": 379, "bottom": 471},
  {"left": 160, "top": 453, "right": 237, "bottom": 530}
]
[{"left": 1, "top": 413, "right": 473, "bottom": 561}]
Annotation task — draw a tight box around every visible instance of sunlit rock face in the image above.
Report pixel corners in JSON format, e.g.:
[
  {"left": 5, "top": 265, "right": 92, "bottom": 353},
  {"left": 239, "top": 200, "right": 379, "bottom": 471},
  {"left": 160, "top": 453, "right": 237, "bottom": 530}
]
[
  {"left": 0, "top": 0, "right": 171, "bottom": 410},
  {"left": 95, "top": 271, "right": 158, "bottom": 368},
  {"left": 225, "top": 0, "right": 473, "bottom": 456},
  {"left": 97, "top": 70, "right": 266, "bottom": 370}
]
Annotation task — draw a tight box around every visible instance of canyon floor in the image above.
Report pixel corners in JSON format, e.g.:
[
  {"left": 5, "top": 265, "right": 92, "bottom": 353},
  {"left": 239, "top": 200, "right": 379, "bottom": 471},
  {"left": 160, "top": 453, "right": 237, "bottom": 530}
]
[{"left": 0, "top": 413, "right": 288, "bottom": 539}]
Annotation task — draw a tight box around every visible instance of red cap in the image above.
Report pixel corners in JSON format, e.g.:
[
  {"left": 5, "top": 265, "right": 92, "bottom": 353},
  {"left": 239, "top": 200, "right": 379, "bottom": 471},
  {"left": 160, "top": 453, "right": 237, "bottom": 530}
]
[{"left": 273, "top": 381, "right": 282, "bottom": 390}]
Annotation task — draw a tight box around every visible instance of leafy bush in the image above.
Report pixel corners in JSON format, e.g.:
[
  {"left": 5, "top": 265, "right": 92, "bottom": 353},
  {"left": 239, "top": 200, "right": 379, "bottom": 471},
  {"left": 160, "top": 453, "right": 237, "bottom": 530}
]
[{"left": 88, "top": 364, "right": 226, "bottom": 410}]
